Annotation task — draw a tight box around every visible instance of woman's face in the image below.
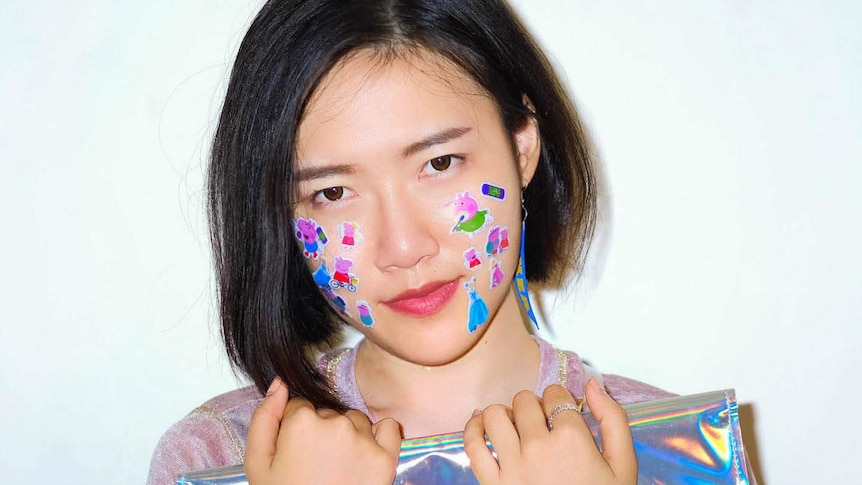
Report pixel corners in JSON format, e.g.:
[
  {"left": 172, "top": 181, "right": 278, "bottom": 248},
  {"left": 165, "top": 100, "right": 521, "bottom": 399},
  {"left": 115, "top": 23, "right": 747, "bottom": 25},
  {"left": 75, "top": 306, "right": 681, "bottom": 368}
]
[{"left": 293, "top": 48, "right": 539, "bottom": 366}]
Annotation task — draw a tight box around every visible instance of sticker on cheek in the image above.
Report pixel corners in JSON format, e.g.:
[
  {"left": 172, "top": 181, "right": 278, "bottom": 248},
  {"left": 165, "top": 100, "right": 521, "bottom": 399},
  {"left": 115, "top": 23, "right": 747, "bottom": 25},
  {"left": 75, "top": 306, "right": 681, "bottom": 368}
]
[
  {"left": 481, "top": 183, "right": 506, "bottom": 201},
  {"left": 484, "top": 225, "right": 510, "bottom": 256},
  {"left": 321, "top": 287, "right": 350, "bottom": 316},
  {"left": 338, "top": 221, "right": 362, "bottom": 249},
  {"left": 489, "top": 258, "right": 505, "bottom": 289},
  {"left": 330, "top": 255, "right": 359, "bottom": 292},
  {"left": 293, "top": 217, "right": 327, "bottom": 260},
  {"left": 312, "top": 260, "right": 350, "bottom": 316},
  {"left": 356, "top": 300, "right": 374, "bottom": 327},
  {"left": 446, "top": 191, "right": 493, "bottom": 238},
  {"left": 462, "top": 247, "right": 482, "bottom": 271},
  {"left": 465, "top": 277, "right": 489, "bottom": 333}
]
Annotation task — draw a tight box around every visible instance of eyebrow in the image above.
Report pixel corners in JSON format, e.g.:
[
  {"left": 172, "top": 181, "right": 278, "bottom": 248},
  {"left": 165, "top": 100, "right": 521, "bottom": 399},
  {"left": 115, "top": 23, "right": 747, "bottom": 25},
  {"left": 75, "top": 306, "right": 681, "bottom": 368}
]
[
  {"left": 295, "top": 126, "right": 472, "bottom": 182},
  {"left": 402, "top": 126, "right": 472, "bottom": 158},
  {"left": 295, "top": 164, "right": 356, "bottom": 183}
]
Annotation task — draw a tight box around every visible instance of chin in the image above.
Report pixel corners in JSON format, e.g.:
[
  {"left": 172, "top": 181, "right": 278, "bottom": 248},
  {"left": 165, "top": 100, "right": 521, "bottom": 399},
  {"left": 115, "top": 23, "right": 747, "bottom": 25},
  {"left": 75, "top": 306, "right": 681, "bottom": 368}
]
[{"left": 389, "top": 324, "right": 490, "bottom": 367}]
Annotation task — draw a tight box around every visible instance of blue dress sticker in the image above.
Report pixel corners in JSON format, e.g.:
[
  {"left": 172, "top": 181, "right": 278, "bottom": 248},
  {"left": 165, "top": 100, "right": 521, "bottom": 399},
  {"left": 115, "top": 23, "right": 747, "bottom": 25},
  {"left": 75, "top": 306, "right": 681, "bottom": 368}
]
[{"left": 465, "top": 277, "right": 489, "bottom": 333}]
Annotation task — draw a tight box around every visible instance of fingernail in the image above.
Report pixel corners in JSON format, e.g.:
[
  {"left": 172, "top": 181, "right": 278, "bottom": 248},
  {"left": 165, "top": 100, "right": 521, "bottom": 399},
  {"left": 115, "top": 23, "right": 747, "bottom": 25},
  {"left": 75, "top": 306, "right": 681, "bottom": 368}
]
[
  {"left": 266, "top": 378, "right": 280, "bottom": 396},
  {"left": 472, "top": 408, "right": 481, "bottom": 417},
  {"left": 589, "top": 378, "right": 607, "bottom": 395}
]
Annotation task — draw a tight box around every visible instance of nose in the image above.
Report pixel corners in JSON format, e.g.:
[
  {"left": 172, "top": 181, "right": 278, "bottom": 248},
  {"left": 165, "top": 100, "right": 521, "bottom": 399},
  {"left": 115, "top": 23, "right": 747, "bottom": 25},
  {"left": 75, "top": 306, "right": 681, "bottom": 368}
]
[{"left": 373, "top": 186, "right": 439, "bottom": 271}]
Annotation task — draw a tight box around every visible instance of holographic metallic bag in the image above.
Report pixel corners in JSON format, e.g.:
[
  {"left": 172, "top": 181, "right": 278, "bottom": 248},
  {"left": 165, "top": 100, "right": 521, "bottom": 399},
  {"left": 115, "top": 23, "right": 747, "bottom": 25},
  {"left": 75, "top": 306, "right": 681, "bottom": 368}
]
[{"left": 177, "top": 389, "right": 751, "bottom": 485}]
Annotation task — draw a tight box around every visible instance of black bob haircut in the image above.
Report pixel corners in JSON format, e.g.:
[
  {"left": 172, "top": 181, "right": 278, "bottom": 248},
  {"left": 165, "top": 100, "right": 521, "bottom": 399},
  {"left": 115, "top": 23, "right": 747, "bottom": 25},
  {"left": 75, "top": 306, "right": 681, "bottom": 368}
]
[{"left": 208, "top": 0, "right": 597, "bottom": 410}]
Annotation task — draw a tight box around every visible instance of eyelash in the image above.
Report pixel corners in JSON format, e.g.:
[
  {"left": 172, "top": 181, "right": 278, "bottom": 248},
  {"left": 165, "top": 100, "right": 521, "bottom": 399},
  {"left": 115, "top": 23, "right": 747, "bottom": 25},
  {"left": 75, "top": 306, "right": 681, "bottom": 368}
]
[
  {"left": 420, "top": 154, "right": 464, "bottom": 177},
  {"left": 311, "top": 186, "right": 354, "bottom": 205},
  {"left": 308, "top": 154, "right": 465, "bottom": 206}
]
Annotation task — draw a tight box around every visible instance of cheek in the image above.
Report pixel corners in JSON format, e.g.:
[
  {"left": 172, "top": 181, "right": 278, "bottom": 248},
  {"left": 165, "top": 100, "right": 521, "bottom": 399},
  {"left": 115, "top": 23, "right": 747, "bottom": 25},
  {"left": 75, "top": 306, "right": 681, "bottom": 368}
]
[
  {"left": 439, "top": 185, "right": 519, "bottom": 290},
  {"left": 295, "top": 217, "right": 374, "bottom": 323}
]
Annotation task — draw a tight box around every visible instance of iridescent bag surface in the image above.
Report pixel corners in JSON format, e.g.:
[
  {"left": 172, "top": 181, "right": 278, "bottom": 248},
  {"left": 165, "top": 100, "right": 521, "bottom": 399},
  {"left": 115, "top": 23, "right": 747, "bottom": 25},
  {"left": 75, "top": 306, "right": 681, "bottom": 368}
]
[{"left": 177, "top": 389, "right": 751, "bottom": 485}]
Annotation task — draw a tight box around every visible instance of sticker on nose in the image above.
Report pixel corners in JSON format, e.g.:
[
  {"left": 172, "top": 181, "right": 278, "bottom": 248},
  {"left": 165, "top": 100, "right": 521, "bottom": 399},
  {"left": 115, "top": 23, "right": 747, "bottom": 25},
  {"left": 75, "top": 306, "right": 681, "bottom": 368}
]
[
  {"left": 446, "top": 191, "right": 493, "bottom": 238},
  {"left": 465, "top": 277, "right": 489, "bottom": 333},
  {"left": 294, "top": 217, "right": 327, "bottom": 260}
]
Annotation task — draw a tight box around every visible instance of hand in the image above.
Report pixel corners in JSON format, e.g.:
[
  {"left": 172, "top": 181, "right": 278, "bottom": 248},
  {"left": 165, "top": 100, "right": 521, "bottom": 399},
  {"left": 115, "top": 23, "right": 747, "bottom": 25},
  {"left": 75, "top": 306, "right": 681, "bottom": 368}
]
[
  {"left": 463, "top": 378, "right": 636, "bottom": 485},
  {"left": 245, "top": 379, "right": 402, "bottom": 485}
]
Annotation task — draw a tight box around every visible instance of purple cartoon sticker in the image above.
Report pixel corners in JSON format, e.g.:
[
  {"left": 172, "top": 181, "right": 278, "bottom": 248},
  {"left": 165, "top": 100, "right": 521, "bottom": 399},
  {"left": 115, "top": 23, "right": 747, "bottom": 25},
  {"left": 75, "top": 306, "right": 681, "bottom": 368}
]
[{"left": 294, "top": 217, "right": 327, "bottom": 260}]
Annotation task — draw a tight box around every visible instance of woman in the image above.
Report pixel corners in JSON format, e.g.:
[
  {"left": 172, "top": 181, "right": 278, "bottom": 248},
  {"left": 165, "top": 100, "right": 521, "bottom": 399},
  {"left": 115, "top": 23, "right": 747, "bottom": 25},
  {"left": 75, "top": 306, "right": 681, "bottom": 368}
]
[{"left": 148, "top": 1, "right": 672, "bottom": 483}]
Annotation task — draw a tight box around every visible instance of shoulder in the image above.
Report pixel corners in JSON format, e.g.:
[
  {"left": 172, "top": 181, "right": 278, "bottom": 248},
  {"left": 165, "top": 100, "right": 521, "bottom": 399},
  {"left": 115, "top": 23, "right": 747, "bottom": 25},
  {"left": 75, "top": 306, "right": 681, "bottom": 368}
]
[
  {"left": 538, "top": 338, "right": 674, "bottom": 405},
  {"left": 146, "top": 386, "right": 262, "bottom": 485},
  {"left": 601, "top": 373, "right": 676, "bottom": 404}
]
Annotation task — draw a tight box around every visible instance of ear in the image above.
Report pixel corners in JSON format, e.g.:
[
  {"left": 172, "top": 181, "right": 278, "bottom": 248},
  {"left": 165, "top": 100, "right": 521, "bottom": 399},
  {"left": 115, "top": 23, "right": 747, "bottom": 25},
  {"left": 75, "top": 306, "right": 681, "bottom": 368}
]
[{"left": 513, "top": 95, "right": 541, "bottom": 188}]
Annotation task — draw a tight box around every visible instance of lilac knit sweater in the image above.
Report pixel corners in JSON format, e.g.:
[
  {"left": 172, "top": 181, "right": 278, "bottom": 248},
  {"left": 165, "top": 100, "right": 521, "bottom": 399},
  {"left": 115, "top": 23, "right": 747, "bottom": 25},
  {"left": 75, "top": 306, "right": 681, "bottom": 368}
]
[{"left": 146, "top": 338, "right": 673, "bottom": 485}]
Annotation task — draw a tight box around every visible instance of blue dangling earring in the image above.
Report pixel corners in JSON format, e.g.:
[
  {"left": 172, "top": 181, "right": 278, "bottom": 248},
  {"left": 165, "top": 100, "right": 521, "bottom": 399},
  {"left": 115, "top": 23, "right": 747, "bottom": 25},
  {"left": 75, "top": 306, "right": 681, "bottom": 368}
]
[{"left": 514, "top": 197, "right": 539, "bottom": 329}]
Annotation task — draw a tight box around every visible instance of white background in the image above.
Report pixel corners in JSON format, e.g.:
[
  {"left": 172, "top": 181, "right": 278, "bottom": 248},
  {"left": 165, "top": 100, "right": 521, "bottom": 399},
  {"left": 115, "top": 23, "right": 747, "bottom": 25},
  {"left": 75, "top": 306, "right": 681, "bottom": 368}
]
[{"left": 1, "top": 1, "right": 859, "bottom": 483}]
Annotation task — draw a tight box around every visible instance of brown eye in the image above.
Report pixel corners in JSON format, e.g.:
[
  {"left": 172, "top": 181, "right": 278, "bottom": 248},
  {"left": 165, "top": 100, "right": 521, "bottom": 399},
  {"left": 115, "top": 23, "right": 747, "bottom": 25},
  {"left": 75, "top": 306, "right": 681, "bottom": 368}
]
[
  {"left": 429, "top": 155, "right": 452, "bottom": 171},
  {"left": 322, "top": 187, "right": 344, "bottom": 201}
]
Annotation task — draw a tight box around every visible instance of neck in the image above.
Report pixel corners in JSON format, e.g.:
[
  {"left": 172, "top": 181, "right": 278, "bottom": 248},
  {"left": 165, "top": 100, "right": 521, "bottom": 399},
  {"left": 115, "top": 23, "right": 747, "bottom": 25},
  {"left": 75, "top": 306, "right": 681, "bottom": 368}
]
[{"left": 354, "top": 288, "right": 540, "bottom": 438}]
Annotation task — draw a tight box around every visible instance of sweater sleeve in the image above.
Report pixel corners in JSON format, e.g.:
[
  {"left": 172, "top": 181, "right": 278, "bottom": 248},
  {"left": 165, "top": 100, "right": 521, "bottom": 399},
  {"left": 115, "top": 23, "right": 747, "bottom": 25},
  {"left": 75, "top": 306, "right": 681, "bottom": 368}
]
[
  {"left": 146, "top": 409, "right": 244, "bottom": 485},
  {"left": 602, "top": 373, "right": 676, "bottom": 404}
]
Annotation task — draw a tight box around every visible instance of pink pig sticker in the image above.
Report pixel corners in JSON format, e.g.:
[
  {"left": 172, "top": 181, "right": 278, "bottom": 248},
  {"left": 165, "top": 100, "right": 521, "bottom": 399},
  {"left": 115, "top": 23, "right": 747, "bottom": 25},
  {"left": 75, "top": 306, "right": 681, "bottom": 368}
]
[{"left": 463, "top": 247, "right": 482, "bottom": 271}]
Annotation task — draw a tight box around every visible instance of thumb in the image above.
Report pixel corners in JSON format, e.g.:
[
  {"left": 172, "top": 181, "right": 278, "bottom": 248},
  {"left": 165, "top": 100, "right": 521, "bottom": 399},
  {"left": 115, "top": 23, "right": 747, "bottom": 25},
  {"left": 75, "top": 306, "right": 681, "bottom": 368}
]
[
  {"left": 584, "top": 378, "right": 637, "bottom": 482},
  {"left": 245, "top": 379, "right": 289, "bottom": 477},
  {"left": 371, "top": 417, "right": 403, "bottom": 458}
]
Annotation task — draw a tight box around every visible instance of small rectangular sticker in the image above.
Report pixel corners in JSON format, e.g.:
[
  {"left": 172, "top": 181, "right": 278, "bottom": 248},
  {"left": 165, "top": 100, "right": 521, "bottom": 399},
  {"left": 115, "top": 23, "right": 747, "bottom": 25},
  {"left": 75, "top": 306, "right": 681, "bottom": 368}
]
[{"left": 481, "top": 183, "right": 505, "bottom": 200}]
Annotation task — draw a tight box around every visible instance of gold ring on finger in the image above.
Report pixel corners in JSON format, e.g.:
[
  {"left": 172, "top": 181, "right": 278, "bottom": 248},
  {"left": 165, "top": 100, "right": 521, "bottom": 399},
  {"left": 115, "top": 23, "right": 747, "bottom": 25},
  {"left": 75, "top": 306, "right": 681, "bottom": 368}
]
[{"left": 547, "top": 400, "right": 584, "bottom": 430}]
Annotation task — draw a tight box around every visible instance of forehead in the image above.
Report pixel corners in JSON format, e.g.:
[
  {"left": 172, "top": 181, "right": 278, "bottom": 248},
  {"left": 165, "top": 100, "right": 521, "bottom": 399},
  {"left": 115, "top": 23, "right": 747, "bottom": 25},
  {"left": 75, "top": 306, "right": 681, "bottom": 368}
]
[{"left": 296, "top": 48, "right": 495, "bottom": 161}]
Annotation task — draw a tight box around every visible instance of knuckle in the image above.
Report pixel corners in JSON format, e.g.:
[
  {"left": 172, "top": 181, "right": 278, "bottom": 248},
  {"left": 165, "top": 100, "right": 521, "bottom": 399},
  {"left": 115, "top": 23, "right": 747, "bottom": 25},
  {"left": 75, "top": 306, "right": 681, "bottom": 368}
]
[
  {"left": 331, "top": 414, "right": 356, "bottom": 433},
  {"left": 543, "top": 383, "right": 571, "bottom": 401},
  {"left": 376, "top": 417, "right": 399, "bottom": 434},
  {"left": 512, "top": 389, "right": 538, "bottom": 406},
  {"left": 250, "top": 404, "right": 269, "bottom": 422},
  {"left": 609, "top": 405, "right": 630, "bottom": 423},
  {"left": 482, "top": 403, "right": 511, "bottom": 420},
  {"left": 288, "top": 404, "right": 317, "bottom": 427},
  {"left": 345, "top": 409, "right": 368, "bottom": 422}
]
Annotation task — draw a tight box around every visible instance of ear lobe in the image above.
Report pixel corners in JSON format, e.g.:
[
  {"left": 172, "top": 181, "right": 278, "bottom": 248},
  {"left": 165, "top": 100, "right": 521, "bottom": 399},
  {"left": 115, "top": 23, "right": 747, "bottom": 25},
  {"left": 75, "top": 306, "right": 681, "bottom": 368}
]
[{"left": 514, "top": 96, "right": 541, "bottom": 188}]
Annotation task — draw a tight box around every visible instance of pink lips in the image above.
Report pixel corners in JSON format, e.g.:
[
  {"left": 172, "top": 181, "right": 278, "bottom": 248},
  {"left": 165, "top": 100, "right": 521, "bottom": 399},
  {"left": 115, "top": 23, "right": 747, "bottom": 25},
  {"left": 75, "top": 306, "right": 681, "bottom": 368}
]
[{"left": 382, "top": 279, "right": 460, "bottom": 317}]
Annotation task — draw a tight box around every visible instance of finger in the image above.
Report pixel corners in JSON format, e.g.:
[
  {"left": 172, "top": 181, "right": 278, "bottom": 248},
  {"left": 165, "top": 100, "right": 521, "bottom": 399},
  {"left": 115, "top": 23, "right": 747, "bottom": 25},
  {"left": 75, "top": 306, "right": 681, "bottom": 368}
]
[
  {"left": 585, "top": 378, "right": 637, "bottom": 482},
  {"left": 542, "top": 384, "right": 592, "bottom": 440},
  {"left": 512, "top": 390, "right": 548, "bottom": 443},
  {"left": 371, "top": 417, "right": 402, "bottom": 457},
  {"left": 464, "top": 410, "right": 500, "bottom": 483},
  {"left": 245, "top": 379, "right": 288, "bottom": 479},
  {"left": 481, "top": 403, "right": 520, "bottom": 470},
  {"left": 316, "top": 407, "right": 339, "bottom": 419},
  {"left": 344, "top": 409, "right": 373, "bottom": 435},
  {"left": 277, "top": 392, "right": 319, "bottom": 451}
]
